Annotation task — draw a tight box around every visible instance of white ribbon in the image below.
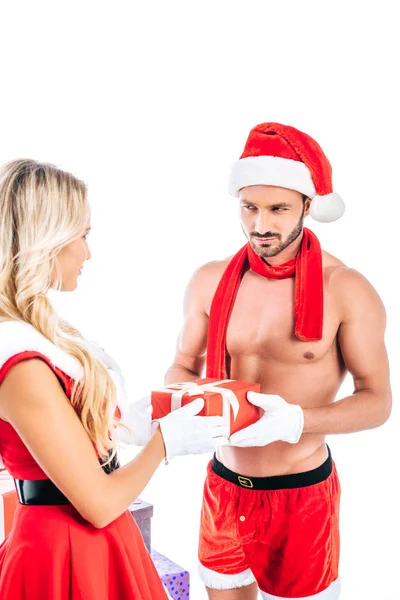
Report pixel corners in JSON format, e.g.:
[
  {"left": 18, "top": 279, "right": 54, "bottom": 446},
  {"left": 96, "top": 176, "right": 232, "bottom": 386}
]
[
  {"left": 168, "top": 382, "right": 201, "bottom": 411},
  {"left": 164, "top": 380, "right": 240, "bottom": 426}
]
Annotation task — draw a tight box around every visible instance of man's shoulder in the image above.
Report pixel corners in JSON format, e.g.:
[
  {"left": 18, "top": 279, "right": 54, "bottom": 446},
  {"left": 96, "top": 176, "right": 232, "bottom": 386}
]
[
  {"left": 321, "top": 254, "right": 384, "bottom": 320},
  {"left": 321, "top": 249, "right": 346, "bottom": 270},
  {"left": 194, "top": 256, "right": 233, "bottom": 279},
  {"left": 322, "top": 251, "right": 362, "bottom": 286},
  {"left": 187, "top": 256, "right": 234, "bottom": 313},
  {"left": 322, "top": 249, "right": 383, "bottom": 297}
]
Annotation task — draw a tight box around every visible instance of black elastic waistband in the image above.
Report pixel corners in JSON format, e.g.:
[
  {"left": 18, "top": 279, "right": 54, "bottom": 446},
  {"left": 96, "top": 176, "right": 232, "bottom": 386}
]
[
  {"left": 15, "top": 452, "right": 120, "bottom": 506},
  {"left": 212, "top": 446, "right": 332, "bottom": 490},
  {"left": 14, "top": 478, "right": 70, "bottom": 505}
]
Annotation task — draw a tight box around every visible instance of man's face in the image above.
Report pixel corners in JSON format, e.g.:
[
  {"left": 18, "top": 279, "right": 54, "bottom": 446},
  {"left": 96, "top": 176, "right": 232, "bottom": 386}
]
[{"left": 239, "top": 185, "right": 311, "bottom": 259}]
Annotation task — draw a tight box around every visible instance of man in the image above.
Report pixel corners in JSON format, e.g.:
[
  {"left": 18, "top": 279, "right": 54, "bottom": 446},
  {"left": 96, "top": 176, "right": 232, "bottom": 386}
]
[{"left": 164, "top": 123, "right": 391, "bottom": 600}]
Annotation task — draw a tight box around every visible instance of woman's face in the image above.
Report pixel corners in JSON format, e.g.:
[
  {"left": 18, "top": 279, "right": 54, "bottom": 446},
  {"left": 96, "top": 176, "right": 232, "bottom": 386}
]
[{"left": 54, "top": 224, "right": 91, "bottom": 291}]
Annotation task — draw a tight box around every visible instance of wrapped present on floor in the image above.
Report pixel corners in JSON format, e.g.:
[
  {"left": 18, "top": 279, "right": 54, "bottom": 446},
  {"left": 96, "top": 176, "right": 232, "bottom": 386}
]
[
  {"left": 129, "top": 499, "right": 153, "bottom": 553},
  {"left": 151, "top": 549, "right": 190, "bottom": 599},
  {"left": 151, "top": 378, "right": 261, "bottom": 436},
  {"left": 0, "top": 470, "right": 18, "bottom": 543}
]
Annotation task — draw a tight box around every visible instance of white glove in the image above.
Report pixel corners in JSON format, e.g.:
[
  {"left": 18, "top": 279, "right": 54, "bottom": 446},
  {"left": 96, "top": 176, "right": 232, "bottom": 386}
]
[
  {"left": 228, "top": 392, "right": 304, "bottom": 447},
  {"left": 156, "top": 398, "right": 229, "bottom": 464},
  {"left": 114, "top": 395, "right": 154, "bottom": 446}
]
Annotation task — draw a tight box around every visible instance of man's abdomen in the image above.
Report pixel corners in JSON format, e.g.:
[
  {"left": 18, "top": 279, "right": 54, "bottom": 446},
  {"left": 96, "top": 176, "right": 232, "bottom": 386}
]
[
  {"left": 217, "top": 435, "right": 329, "bottom": 478},
  {"left": 219, "top": 353, "right": 346, "bottom": 477}
]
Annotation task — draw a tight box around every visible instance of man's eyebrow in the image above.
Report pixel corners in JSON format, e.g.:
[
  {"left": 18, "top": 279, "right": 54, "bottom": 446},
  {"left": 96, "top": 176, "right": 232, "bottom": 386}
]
[
  {"left": 270, "top": 202, "right": 292, "bottom": 208},
  {"left": 240, "top": 199, "right": 257, "bottom": 205},
  {"left": 240, "top": 200, "right": 292, "bottom": 208}
]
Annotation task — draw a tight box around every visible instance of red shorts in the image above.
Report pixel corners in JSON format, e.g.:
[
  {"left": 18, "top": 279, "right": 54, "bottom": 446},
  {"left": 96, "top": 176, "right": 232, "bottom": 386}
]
[{"left": 198, "top": 447, "right": 340, "bottom": 599}]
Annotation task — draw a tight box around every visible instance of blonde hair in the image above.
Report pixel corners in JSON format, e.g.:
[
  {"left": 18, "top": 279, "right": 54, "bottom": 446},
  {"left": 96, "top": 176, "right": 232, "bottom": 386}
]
[{"left": 0, "top": 159, "right": 118, "bottom": 462}]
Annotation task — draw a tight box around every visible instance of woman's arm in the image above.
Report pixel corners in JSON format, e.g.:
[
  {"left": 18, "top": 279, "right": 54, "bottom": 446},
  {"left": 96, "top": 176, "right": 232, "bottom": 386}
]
[{"left": 0, "top": 358, "right": 165, "bottom": 529}]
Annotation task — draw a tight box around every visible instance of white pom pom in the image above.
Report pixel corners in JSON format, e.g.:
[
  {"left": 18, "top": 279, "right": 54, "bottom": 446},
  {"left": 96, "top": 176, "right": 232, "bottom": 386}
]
[{"left": 310, "top": 192, "right": 345, "bottom": 223}]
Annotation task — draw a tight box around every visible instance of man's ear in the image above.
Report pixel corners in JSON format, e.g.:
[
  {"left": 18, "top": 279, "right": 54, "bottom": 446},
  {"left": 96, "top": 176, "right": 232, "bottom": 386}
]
[{"left": 303, "top": 197, "right": 311, "bottom": 217}]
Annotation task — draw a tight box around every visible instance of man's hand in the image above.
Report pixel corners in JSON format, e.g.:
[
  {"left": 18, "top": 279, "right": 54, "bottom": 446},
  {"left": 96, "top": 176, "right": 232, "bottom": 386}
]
[{"left": 228, "top": 392, "right": 304, "bottom": 447}]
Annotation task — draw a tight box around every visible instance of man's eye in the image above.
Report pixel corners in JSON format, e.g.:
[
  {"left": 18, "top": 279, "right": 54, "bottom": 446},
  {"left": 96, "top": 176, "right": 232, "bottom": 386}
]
[
  {"left": 243, "top": 205, "right": 256, "bottom": 210},
  {"left": 273, "top": 207, "right": 287, "bottom": 212}
]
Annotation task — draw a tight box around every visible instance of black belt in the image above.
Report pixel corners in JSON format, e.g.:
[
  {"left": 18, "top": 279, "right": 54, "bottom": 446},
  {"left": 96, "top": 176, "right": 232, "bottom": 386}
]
[
  {"left": 212, "top": 445, "right": 332, "bottom": 490},
  {"left": 14, "top": 451, "right": 120, "bottom": 506},
  {"left": 14, "top": 478, "right": 70, "bottom": 505}
]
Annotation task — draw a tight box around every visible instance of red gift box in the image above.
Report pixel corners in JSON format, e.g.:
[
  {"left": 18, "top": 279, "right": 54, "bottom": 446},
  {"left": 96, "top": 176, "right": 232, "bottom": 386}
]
[
  {"left": 151, "top": 378, "right": 261, "bottom": 436},
  {"left": 0, "top": 470, "right": 18, "bottom": 542}
]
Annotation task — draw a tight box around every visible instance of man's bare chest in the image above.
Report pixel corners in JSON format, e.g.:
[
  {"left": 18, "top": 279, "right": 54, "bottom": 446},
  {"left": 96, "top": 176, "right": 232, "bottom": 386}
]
[{"left": 225, "top": 271, "right": 340, "bottom": 363}]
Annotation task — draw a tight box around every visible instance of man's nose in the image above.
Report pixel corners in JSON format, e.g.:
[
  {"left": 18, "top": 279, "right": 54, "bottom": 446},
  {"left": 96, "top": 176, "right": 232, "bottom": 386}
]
[{"left": 256, "top": 211, "right": 272, "bottom": 234}]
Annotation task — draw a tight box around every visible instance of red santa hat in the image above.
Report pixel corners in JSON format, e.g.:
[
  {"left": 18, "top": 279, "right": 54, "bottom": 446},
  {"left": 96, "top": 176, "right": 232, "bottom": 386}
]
[{"left": 228, "top": 122, "right": 345, "bottom": 223}]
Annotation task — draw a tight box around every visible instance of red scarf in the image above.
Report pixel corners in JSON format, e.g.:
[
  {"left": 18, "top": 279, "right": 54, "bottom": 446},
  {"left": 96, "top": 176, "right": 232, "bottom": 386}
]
[{"left": 206, "top": 228, "right": 323, "bottom": 379}]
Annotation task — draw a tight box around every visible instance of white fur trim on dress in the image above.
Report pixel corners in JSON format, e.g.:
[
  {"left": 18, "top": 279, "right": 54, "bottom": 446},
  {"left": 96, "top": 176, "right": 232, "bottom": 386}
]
[
  {"left": 0, "top": 320, "right": 133, "bottom": 445},
  {"left": 228, "top": 156, "right": 316, "bottom": 198},
  {"left": 260, "top": 577, "right": 341, "bottom": 600},
  {"left": 0, "top": 320, "right": 130, "bottom": 415},
  {"left": 198, "top": 562, "right": 256, "bottom": 589},
  {"left": 0, "top": 321, "right": 83, "bottom": 381}
]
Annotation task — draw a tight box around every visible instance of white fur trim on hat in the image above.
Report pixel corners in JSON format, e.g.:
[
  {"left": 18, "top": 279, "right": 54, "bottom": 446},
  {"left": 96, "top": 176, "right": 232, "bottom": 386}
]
[
  {"left": 260, "top": 577, "right": 341, "bottom": 599},
  {"left": 198, "top": 562, "right": 256, "bottom": 589},
  {"left": 310, "top": 193, "right": 345, "bottom": 223},
  {"left": 228, "top": 156, "right": 316, "bottom": 198}
]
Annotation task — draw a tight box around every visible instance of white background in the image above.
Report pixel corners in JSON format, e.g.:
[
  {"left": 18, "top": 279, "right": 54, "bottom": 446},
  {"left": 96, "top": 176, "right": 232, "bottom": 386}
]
[{"left": 1, "top": 2, "right": 399, "bottom": 599}]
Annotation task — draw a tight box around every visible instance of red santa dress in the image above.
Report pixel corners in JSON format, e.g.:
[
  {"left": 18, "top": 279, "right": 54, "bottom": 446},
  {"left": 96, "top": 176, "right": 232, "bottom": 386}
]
[{"left": 0, "top": 320, "right": 168, "bottom": 600}]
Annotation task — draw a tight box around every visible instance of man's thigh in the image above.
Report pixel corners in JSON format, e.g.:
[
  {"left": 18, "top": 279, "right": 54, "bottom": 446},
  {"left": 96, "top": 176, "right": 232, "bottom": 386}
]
[{"left": 206, "top": 583, "right": 259, "bottom": 600}]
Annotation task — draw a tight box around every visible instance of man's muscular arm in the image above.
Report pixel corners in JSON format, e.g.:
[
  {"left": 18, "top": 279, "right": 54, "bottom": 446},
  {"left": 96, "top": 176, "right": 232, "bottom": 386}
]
[
  {"left": 164, "top": 265, "right": 210, "bottom": 385},
  {"left": 302, "top": 269, "right": 392, "bottom": 434}
]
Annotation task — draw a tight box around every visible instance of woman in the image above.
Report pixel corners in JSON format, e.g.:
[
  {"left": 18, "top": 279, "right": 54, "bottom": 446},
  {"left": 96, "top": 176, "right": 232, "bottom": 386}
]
[{"left": 0, "top": 159, "right": 227, "bottom": 599}]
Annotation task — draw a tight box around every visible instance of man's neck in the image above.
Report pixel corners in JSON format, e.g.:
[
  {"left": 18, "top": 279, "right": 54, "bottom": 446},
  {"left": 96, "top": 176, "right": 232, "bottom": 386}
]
[{"left": 262, "top": 230, "right": 304, "bottom": 267}]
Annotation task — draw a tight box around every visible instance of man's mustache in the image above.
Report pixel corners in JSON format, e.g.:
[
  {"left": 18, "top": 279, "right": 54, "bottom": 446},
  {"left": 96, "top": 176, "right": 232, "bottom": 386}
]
[{"left": 250, "top": 232, "right": 281, "bottom": 240}]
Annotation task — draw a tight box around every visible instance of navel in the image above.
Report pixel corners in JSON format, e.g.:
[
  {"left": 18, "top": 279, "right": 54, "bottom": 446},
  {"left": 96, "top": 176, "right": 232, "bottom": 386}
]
[{"left": 303, "top": 352, "right": 315, "bottom": 360}]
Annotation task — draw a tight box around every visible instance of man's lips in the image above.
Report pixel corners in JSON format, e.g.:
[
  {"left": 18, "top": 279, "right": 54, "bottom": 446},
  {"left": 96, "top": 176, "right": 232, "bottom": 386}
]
[{"left": 254, "top": 236, "right": 277, "bottom": 243}]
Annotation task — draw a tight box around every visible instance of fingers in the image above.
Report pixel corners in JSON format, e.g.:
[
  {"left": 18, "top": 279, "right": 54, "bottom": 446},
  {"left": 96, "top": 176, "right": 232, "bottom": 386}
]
[
  {"left": 211, "top": 424, "right": 230, "bottom": 438},
  {"left": 246, "top": 391, "right": 265, "bottom": 407},
  {"left": 180, "top": 397, "right": 205, "bottom": 416},
  {"left": 247, "top": 391, "right": 285, "bottom": 409},
  {"left": 198, "top": 416, "right": 226, "bottom": 427},
  {"left": 212, "top": 437, "right": 231, "bottom": 448},
  {"left": 228, "top": 430, "right": 247, "bottom": 445}
]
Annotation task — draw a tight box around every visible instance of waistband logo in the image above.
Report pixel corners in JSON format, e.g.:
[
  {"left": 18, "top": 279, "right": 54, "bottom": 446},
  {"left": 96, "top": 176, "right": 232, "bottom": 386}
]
[{"left": 238, "top": 476, "right": 254, "bottom": 488}]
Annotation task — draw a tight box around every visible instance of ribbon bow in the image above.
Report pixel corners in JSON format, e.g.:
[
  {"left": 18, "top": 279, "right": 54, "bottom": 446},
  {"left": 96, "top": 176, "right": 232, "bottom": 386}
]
[{"left": 166, "top": 380, "right": 240, "bottom": 425}]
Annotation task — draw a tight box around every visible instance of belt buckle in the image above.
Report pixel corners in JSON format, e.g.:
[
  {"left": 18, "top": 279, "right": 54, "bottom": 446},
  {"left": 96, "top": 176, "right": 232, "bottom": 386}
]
[{"left": 238, "top": 476, "right": 254, "bottom": 489}]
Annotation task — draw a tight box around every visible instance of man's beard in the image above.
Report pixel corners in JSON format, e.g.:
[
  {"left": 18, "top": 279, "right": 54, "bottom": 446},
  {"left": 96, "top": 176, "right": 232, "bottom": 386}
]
[{"left": 248, "top": 207, "right": 305, "bottom": 259}]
